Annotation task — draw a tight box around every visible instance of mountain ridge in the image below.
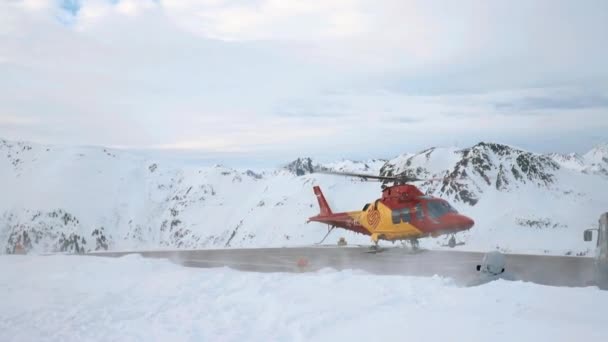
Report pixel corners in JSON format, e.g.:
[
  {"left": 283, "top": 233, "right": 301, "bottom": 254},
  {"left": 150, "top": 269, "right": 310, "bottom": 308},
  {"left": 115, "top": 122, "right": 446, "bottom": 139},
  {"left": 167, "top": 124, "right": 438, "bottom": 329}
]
[{"left": 1, "top": 138, "right": 607, "bottom": 255}]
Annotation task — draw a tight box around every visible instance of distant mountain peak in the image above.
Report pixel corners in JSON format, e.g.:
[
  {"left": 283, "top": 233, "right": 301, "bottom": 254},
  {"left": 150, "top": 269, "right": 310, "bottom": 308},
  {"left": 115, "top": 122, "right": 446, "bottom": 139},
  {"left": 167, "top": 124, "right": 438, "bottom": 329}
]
[
  {"left": 283, "top": 157, "right": 322, "bottom": 176},
  {"left": 464, "top": 141, "right": 527, "bottom": 155},
  {"left": 585, "top": 142, "right": 608, "bottom": 161},
  {"left": 321, "top": 158, "right": 386, "bottom": 173}
]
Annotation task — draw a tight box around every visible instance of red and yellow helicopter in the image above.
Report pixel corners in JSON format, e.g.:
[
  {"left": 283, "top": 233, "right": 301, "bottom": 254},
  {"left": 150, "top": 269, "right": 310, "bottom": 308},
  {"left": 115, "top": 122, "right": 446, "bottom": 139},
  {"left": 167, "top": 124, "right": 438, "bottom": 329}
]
[{"left": 307, "top": 171, "right": 474, "bottom": 250}]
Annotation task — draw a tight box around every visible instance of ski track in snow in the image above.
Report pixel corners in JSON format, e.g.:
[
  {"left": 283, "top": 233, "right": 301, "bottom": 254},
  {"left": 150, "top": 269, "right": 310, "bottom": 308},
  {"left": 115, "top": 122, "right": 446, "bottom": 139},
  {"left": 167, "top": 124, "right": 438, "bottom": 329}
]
[{"left": 1, "top": 255, "right": 607, "bottom": 342}]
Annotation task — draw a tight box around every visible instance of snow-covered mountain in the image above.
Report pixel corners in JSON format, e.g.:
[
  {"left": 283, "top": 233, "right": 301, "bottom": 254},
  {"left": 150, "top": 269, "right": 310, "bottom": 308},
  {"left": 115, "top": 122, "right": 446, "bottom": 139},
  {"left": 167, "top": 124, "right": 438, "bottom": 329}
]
[
  {"left": 381, "top": 142, "right": 562, "bottom": 206},
  {"left": 550, "top": 143, "right": 608, "bottom": 176},
  {"left": 1, "top": 138, "right": 607, "bottom": 255}
]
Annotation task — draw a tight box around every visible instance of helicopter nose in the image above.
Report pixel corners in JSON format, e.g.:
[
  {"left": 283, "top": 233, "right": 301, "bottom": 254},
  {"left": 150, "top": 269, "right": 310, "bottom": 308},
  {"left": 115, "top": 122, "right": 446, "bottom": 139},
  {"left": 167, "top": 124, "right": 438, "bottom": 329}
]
[{"left": 460, "top": 215, "right": 475, "bottom": 229}]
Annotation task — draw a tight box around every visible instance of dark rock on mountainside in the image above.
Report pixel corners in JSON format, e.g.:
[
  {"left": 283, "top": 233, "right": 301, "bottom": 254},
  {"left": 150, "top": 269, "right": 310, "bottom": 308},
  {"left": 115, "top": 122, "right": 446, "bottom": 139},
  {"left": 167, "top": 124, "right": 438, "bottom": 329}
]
[
  {"left": 283, "top": 158, "right": 326, "bottom": 176},
  {"left": 245, "top": 170, "right": 263, "bottom": 179},
  {"left": 5, "top": 209, "right": 87, "bottom": 254},
  {"left": 91, "top": 227, "right": 111, "bottom": 251}
]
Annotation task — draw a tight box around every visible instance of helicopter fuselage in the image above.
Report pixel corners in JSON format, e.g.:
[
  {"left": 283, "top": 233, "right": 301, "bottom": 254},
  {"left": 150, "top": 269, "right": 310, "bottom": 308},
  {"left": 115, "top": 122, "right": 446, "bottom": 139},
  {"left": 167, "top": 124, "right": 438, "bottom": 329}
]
[{"left": 308, "top": 184, "right": 474, "bottom": 243}]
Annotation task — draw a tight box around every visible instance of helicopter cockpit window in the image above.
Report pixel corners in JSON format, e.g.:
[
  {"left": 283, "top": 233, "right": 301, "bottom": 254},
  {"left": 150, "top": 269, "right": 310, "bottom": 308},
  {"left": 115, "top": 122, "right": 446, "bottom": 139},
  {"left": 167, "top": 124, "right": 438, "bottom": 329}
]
[
  {"left": 443, "top": 201, "right": 458, "bottom": 213},
  {"left": 427, "top": 201, "right": 457, "bottom": 218}
]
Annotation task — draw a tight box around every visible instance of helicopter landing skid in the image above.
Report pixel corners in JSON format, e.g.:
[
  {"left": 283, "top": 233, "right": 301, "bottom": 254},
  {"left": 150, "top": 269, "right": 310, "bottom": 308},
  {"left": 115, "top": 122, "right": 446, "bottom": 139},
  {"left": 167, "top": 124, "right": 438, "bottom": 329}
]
[
  {"left": 365, "top": 244, "right": 387, "bottom": 254},
  {"left": 442, "top": 235, "right": 464, "bottom": 248},
  {"left": 441, "top": 241, "right": 465, "bottom": 248}
]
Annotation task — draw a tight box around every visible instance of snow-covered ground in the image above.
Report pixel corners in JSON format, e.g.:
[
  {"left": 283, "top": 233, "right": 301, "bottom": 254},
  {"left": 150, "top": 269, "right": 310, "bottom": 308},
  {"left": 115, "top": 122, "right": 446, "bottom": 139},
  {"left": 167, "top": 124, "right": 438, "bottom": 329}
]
[{"left": 1, "top": 255, "right": 607, "bottom": 342}]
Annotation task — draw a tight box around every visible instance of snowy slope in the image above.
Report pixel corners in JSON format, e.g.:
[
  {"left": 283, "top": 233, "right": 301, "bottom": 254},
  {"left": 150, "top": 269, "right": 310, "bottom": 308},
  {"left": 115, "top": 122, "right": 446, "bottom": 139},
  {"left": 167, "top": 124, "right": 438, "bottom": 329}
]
[
  {"left": 0, "top": 140, "right": 381, "bottom": 253},
  {"left": 551, "top": 143, "right": 608, "bottom": 176},
  {"left": 1, "top": 255, "right": 607, "bottom": 342},
  {"left": 1, "top": 138, "right": 607, "bottom": 255}
]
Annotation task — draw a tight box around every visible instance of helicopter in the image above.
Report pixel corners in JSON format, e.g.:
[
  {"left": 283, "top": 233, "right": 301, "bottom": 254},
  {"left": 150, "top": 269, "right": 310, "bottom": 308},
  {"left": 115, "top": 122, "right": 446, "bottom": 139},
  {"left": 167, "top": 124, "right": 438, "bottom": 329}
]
[{"left": 307, "top": 171, "right": 475, "bottom": 251}]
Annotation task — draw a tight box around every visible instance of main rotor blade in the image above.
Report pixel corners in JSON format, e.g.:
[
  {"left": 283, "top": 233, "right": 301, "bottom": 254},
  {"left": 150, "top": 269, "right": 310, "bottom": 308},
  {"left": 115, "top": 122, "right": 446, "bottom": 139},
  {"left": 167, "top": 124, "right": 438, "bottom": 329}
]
[
  {"left": 317, "top": 170, "right": 437, "bottom": 183},
  {"left": 317, "top": 170, "right": 396, "bottom": 181}
]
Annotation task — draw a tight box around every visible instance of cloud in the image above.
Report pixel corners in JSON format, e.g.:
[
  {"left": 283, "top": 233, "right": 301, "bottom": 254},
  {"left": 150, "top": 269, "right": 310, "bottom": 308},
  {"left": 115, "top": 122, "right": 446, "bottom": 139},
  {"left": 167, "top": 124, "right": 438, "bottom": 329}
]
[
  {"left": 493, "top": 91, "right": 608, "bottom": 111},
  {"left": 0, "top": 114, "right": 40, "bottom": 126},
  {"left": 0, "top": 0, "right": 607, "bottom": 162}
]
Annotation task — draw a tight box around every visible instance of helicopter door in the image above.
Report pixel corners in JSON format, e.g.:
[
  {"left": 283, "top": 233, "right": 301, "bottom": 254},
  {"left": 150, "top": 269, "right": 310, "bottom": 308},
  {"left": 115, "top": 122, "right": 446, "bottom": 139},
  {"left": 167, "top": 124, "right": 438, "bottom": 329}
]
[{"left": 414, "top": 203, "right": 424, "bottom": 222}]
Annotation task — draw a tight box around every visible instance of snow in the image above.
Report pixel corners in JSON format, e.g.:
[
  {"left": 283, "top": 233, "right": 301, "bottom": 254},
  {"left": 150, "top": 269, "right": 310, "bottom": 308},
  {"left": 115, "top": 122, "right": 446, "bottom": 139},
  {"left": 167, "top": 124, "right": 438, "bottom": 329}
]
[
  {"left": 549, "top": 153, "right": 585, "bottom": 171},
  {"left": 1, "top": 255, "right": 607, "bottom": 342},
  {"left": 1, "top": 138, "right": 608, "bottom": 255},
  {"left": 322, "top": 159, "right": 386, "bottom": 173},
  {"left": 404, "top": 147, "right": 462, "bottom": 174},
  {"left": 584, "top": 143, "right": 608, "bottom": 165}
]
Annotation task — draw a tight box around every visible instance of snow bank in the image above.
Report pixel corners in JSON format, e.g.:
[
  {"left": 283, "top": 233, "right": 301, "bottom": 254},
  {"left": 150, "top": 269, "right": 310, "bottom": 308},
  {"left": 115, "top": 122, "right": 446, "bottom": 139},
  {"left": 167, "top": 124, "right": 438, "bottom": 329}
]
[{"left": 1, "top": 255, "right": 607, "bottom": 342}]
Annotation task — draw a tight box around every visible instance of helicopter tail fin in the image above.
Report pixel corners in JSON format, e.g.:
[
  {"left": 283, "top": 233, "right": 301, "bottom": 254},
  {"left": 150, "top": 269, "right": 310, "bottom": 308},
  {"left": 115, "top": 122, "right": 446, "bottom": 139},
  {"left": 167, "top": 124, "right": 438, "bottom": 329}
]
[{"left": 313, "top": 186, "right": 332, "bottom": 216}]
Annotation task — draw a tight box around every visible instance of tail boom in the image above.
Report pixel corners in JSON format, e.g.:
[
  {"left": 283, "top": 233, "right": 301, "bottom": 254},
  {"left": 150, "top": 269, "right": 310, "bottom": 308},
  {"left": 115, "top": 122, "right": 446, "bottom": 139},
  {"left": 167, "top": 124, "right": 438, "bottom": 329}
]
[
  {"left": 308, "top": 186, "right": 370, "bottom": 236},
  {"left": 308, "top": 212, "right": 370, "bottom": 236}
]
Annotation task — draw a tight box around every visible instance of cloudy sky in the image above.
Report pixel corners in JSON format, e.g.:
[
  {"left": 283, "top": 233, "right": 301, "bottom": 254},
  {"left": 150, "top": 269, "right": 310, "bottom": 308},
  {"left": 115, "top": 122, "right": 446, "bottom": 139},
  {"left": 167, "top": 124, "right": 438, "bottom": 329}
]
[{"left": 1, "top": 0, "right": 608, "bottom": 164}]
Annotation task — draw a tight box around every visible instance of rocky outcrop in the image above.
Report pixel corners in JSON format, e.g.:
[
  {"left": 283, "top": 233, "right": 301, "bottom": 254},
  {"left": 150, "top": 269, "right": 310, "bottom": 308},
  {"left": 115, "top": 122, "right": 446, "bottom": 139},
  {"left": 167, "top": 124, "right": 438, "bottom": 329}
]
[
  {"left": 4, "top": 210, "right": 87, "bottom": 254},
  {"left": 283, "top": 158, "right": 325, "bottom": 176}
]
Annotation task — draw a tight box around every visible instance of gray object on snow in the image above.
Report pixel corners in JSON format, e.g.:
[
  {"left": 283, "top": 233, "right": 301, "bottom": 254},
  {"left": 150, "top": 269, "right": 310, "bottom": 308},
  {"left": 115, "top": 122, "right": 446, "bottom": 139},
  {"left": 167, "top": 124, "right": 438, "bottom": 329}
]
[
  {"left": 584, "top": 212, "right": 608, "bottom": 289},
  {"left": 469, "top": 251, "right": 516, "bottom": 286}
]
